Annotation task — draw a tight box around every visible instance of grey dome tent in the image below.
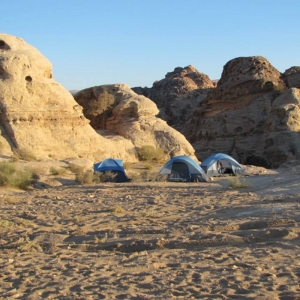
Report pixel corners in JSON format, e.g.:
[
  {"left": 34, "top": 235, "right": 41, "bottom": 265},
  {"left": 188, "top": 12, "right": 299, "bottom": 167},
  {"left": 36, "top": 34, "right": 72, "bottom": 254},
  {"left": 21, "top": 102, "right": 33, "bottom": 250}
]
[
  {"left": 159, "top": 155, "right": 209, "bottom": 182},
  {"left": 93, "top": 158, "right": 131, "bottom": 182},
  {"left": 201, "top": 153, "right": 244, "bottom": 177}
]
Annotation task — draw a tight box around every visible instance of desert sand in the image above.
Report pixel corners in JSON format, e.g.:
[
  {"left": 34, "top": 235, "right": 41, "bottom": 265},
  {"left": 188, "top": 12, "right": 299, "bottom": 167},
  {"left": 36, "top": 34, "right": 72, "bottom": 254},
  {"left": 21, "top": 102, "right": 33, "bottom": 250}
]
[{"left": 1, "top": 164, "right": 300, "bottom": 299}]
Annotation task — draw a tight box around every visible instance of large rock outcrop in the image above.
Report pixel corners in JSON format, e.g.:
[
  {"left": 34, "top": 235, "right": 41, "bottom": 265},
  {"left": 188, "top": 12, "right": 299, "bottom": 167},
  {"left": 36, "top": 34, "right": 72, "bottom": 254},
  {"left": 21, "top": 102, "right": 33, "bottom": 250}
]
[
  {"left": 283, "top": 67, "right": 300, "bottom": 89},
  {"left": 75, "top": 84, "right": 196, "bottom": 159},
  {"left": 187, "top": 56, "right": 300, "bottom": 168},
  {"left": 133, "top": 65, "right": 215, "bottom": 130},
  {"left": 0, "top": 34, "right": 135, "bottom": 161}
]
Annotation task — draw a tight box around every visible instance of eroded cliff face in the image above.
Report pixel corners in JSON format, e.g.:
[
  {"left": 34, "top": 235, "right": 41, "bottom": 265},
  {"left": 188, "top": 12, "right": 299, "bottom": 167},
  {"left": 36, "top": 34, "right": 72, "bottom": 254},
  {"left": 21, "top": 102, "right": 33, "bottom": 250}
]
[
  {"left": 0, "top": 34, "right": 136, "bottom": 161},
  {"left": 133, "top": 65, "right": 215, "bottom": 130},
  {"left": 187, "top": 56, "right": 300, "bottom": 168},
  {"left": 75, "top": 84, "right": 197, "bottom": 160}
]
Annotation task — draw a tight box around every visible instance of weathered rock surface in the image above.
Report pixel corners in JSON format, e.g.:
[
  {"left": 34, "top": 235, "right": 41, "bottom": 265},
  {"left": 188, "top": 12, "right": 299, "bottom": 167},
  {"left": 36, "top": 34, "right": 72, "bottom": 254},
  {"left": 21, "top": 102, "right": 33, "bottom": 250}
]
[
  {"left": 0, "top": 34, "right": 135, "bottom": 161},
  {"left": 187, "top": 56, "right": 300, "bottom": 168},
  {"left": 76, "top": 84, "right": 197, "bottom": 159},
  {"left": 133, "top": 65, "right": 215, "bottom": 130},
  {"left": 283, "top": 67, "right": 300, "bottom": 89}
]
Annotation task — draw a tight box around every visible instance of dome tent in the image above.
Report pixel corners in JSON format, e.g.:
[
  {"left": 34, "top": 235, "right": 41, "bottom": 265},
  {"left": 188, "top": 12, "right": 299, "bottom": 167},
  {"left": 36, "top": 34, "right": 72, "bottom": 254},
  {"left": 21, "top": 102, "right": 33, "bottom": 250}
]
[
  {"left": 201, "top": 153, "right": 244, "bottom": 178},
  {"left": 159, "top": 156, "right": 209, "bottom": 182},
  {"left": 93, "top": 158, "right": 131, "bottom": 182}
]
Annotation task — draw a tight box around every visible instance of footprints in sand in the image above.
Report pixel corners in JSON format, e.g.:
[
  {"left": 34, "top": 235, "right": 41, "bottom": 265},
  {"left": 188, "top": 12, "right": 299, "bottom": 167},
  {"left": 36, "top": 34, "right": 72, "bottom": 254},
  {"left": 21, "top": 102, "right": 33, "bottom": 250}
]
[{"left": 1, "top": 183, "right": 300, "bottom": 299}]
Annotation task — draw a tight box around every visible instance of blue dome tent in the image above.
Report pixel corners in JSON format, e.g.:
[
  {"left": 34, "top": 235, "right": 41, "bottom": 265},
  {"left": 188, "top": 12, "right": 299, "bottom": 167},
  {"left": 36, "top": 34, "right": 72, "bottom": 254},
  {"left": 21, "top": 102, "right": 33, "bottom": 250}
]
[
  {"left": 94, "top": 158, "right": 131, "bottom": 182},
  {"left": 159, "top": 156, "right": 209, "bottom": 182},
  {"left": 201, "top": 153, "right": 244, "bottom": 178}
]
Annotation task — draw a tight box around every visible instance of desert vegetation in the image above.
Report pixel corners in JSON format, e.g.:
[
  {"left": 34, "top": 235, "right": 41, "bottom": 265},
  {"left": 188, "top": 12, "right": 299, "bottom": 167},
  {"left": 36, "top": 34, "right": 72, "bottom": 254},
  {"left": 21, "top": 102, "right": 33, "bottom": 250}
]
[
  {"left": 0, "top": 162, "right": 36, "bottom": 189},
  {"left": 137, "top": 145, "right": 164, "bottom": 162}
]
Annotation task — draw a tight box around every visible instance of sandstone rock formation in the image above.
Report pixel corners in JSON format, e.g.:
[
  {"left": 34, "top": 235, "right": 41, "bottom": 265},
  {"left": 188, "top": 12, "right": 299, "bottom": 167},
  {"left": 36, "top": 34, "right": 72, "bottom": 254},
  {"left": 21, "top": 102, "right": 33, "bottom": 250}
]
[
  {"left": 283, "top": 67, "right": 300, "bottom": 89},
  {"left": 0, "top": 34, "right": 135, "bottom": 161},
  {"left": 75, "top": 84, "right": 197, "bottom": 160},
  {"left": 187, "top": 56, "right": 300, "bottom": 168},
  {"left": 133, "top": 65, "right": 215, "bottom": 130}
]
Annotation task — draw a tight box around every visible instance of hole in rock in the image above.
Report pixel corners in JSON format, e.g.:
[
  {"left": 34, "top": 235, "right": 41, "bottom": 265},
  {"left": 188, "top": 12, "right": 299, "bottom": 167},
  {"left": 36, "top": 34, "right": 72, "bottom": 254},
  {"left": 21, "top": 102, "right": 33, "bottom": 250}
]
[
  {"left": 25, "top": 76, "right": 32, "bottom": 82},
  {"left": 0, "top": 40, "right": 6, "bottom": 49}
]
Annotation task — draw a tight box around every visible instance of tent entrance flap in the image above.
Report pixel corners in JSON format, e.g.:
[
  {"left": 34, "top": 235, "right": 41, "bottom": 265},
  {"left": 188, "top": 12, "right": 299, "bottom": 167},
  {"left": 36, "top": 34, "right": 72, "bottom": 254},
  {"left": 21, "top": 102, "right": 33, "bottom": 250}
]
[{"left": 170, "top": 162, "right": 191, "bottom": 180}]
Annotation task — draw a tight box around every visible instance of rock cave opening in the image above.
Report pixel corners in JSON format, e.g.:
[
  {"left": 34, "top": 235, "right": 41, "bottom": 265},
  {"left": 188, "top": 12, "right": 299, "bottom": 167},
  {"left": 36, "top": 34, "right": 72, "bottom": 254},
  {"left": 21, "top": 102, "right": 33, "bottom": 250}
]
[
  {"left": 0, "top": 40, "right": 10, "bottom": 50},
  {"left": 245, "top": 155, "right": 270, "bottom": 169},
  {"left": 25, "top": 76, "right": 32, "bottom": 82},
  {"left": 0, "top": 40, "right": 6, "bottom": 49}
]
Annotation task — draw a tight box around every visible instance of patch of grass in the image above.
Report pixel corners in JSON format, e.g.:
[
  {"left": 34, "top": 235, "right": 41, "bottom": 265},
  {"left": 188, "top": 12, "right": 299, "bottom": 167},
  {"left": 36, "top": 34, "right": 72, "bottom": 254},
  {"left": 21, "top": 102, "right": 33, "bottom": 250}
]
[
  {"left": 110, "top": 206, "right": 124, "bottom": 213},
  {"left": 17, "top": 236, "right": 42, "bottom": 252},
  {"left": 228, "top": 177, "right": 250, "bottom": 189},
  {"left": 68, "top": 164, "right": 84, "bottom": 174},
  {"left": 50, "top": 166, "right": 67, "bottom": 176},
  {"left": 11, "top": 148, "right": 36, "bottom": 162},
  {"left": 144, "top": 164, "right": 153, "bottom": 171},
  {"left": 0, "top": 217, "right": 15, "bottom": 228},
  {"left": 94, "top": 233, "right": 108, "bottom": 243},
  {"left": 137, "top": 145, "right": 164, "bottom": 162},
  {"left": 0, "top": 162, "right": 37, "bottom": 189}
]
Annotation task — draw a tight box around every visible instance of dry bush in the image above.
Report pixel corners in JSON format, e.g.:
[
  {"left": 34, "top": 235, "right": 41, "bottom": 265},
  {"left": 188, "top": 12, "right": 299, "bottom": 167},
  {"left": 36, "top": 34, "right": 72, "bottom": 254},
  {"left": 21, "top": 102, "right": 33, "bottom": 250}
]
[
  {"left": 12, "top": 148, "right": 36, "bottom": 162},
  {"left": 137, "top": 145, "right": 164, "bottom": 162},
  {"left": 0, "top": 217, "right": 15, "bottom": 228},
  {"left": 110, "top": 206, "right": 124, "bottom": 213},
  {"left": 76, "top": 170, "right": 94, "bottom": 185},
  {"left": 228, "top": 177, "right": 250, "bottom": 189},
  {"left": 68, "top": 163, "right": 84, "bottom": 174},
  {"left": 145, "top": 164, "right": 153, "bottom": 171},
  {"left": 93, "top": 171, "right": 117, "bottom": 183},
  {"left": 50, "top": 166, "right": 67, "bottom": 176},
  {"left": 140, "top": 170, "right": 158, "bottom": 181},
  {"left": 0, "top": 162, "right": 36, "bottom": 189}
]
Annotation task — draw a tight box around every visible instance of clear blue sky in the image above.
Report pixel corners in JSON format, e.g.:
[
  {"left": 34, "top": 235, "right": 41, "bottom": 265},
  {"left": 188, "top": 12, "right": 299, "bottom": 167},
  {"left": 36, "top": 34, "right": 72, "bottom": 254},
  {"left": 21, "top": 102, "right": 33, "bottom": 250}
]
[{"left": 2, "top": 0, "right": 299, "bottom": 90}]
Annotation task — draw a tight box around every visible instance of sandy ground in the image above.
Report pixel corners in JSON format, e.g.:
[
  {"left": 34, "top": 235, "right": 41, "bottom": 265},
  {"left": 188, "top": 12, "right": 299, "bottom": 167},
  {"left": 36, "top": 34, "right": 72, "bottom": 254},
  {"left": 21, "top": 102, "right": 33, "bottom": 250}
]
[{"left": 1, "top": 163, "right": 300, "bottom": 299}]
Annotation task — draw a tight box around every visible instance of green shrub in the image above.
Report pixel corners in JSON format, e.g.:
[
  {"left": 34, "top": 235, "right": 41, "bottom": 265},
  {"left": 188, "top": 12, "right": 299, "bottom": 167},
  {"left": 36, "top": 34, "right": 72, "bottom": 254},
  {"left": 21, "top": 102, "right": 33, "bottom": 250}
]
[
  {"left": 0, "top": 162, "right": 36, "bottom": 189},
  {"left": 137, "top": 145, "right": 164, "bottom": 162},
  {"left": 50, "top": 167, "right": 67, "bottom": 176}
]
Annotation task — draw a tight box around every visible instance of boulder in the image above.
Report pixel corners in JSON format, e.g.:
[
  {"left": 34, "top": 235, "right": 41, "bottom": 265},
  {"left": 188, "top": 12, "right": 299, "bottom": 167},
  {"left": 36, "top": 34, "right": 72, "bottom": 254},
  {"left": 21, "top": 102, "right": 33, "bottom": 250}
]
[
  {"left": 0, "top": 34, "right": 136, "bottom": 161},
  {"left": 187, "top": 56, "right": 300, "bottom": 168},
  {"left": 76, "top": 84, "right": 197, "bottom": 160},
  {"left": 283, "top": 67, "right": 300, "bottom": 89}
]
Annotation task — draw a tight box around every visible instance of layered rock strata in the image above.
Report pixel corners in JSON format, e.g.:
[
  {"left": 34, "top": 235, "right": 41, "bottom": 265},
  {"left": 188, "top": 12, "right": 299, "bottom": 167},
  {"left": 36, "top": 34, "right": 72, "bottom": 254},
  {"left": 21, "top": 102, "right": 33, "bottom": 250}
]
[{"left": 187, "top": 56, "right": 300, "bottom": 168}]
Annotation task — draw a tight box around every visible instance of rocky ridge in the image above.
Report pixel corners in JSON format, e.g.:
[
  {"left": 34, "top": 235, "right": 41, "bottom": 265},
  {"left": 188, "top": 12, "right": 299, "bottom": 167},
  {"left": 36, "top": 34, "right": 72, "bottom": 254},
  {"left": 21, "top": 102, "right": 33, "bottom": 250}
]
[
  {"left": 187, "top": 56, "right": 300, "bottom": 168},
  {"left": 133, "top": 65, "right": 215, "bottom": 130}
]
